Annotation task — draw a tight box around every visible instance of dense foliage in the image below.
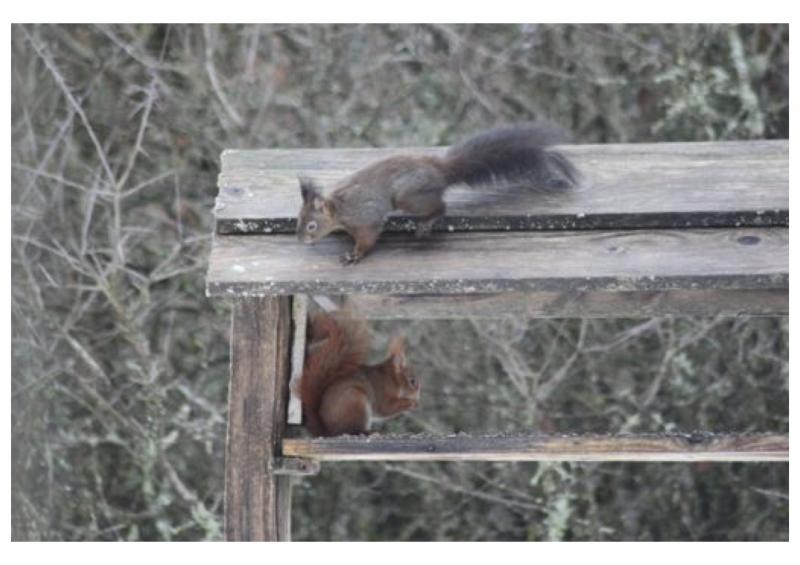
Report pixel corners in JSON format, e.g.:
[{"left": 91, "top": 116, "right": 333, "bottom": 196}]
[{"left": 11, "top": 24, "right": 788, "bottom": 541}]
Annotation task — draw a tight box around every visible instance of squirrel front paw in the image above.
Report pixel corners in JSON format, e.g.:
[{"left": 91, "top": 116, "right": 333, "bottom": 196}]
[
  {"left": 415, "top": 222, "right": 434, "bottom": 239},
  {"left": 340, "top": 251, "right": 361, "bottom": 266}
]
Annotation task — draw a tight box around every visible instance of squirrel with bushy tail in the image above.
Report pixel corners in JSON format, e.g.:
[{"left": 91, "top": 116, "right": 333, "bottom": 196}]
[
  {"left": 296, "top": 123, "right": 578, "bottom": 264},
  {"left": 297, "top": 312, "right": 420, "bottom": 437}
]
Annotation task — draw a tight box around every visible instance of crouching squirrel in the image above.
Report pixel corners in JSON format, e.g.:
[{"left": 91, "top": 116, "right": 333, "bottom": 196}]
[
  {"left": 296, "top": 123, "right": 578, "bottom": 264},
  {"left": 297, "top": 312, "right": 420, "bottom": 437}
]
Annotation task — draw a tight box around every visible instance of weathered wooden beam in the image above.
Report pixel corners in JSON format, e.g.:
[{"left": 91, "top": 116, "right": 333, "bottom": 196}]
[
  {"left": 287, "top": 295, "right": 308, "bottom": 425},
  {"left": 342, "top": 288, "right": 788, "bottom": 318},
  {"left": 215, "top": 140, "right": 788, "bottom": 234},
  {"left": 282, "top": 433, "right": 789, "bottom": 463},
  {"left": 206, "top": 227, "right": 788, "bottom": 300},
  {"left": 225, "top": 297, "right": 292, "bottom": 541},
  {"left": 272, "top": 457, "right": 321, "bottom": 476}
]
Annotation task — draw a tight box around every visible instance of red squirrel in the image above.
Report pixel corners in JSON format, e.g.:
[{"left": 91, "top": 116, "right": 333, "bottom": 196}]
[
  {"left": 297, "top": 312, "right": 420, "bottom": 437},
  {"left": 296, "top": 123, "right": 577, "bottom": 264}
]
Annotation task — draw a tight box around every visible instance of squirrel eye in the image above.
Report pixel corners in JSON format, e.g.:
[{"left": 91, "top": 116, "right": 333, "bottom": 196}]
[{"left": 306, "top": 221, "right": 318, "bottom": 233}]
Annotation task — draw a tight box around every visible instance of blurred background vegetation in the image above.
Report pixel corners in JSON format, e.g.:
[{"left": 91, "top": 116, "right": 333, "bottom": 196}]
[{"left": 11, "top": 24, "right": 788, "bottom": 541}]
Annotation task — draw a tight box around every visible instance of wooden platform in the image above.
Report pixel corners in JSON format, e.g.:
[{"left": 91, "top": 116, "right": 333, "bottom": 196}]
[{"left": 208, "top": 139, "right": 788, "bottom": 317}]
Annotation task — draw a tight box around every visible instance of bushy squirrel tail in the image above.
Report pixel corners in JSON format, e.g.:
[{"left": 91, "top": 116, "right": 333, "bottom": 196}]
[
  {"left": 298, "top": 312, "right": 370, "bottom": 437},
  {"left": 442, "top": 123, "right": 578, "bottom": 190}
]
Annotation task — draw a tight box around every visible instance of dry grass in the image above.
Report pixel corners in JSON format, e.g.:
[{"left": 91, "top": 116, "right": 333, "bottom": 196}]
[{"left": 11, "top": 23, "right": 788, "bottom": 541}]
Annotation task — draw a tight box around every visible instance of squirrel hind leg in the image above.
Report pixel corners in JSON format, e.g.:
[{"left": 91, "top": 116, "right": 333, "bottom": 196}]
[
  {"left": 395, "top": 192, "right": 446, "bottom": 239},
  {"left": 414, "top": 202, "right": 446, "bottom": 239},
  {"left": 319, "top": 388, "right": 371, "bottom": 436}
]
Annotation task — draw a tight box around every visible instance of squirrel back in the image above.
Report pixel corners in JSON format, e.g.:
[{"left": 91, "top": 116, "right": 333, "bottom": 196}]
[{"left": 298, "top": 312, "right": 369, "bottom": 436}]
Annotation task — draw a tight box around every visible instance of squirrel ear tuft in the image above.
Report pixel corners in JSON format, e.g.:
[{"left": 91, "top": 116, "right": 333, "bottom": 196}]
[
  {"left": 298, "top": 176, "right": 320, "bottom": 202},
  {"left": 389, "top": 336, "right": 407, "bottom": 370},
  {"left": 322, "top": 198, "right": 337, "bottom": 216}
]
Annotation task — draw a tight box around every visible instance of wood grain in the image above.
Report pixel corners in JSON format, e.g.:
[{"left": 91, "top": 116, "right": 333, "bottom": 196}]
[
  {"left": 225, "top": 297, "right": 292, "bottom": 541},
  {"left": 282, "top": 433, "right": 789, "bottom": 462},
  {"left": 206, "top": 227, "right": 788, "bottom": 298},
  {"left": 215, "top": 140, "right": 788, "bottom": 234},
  {"left": 287, "top": 295, "right": 308, "bottom": 425},
  {"left": 341, "top": 288, "right": 788, "bottom": 318}
]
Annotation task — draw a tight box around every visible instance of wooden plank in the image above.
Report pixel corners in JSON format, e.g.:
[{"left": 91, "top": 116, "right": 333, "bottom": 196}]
[
  {"left": 310, "top": 295, "right": 344, "bottom": 312},
  {"left": 287, "top": 295, "right": 308, "bottom": 425},
  {"left": 225, "top": 297, "right": 292, "bottom": 541},
  {"left": 206, "top": 227, "right": 788, "bottom": 298},
  {"left": 342, "top": 288, "right": 788, "bottom": 318},
  {"left": 215, "top": 140, "right": 788, "bottom": 234},
  {"left": 282, "top": 433, "right": 789, "bottom": 463},
  {"left": 273, "top": 457, "right": 321, "bottom": 476}
]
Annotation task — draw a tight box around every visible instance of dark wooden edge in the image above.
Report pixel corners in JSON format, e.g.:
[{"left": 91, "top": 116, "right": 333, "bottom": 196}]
[
  {"left": 208, "top": 273, "right": 789, "bottom": 298},
  {"left": 217, "top": 210, "right": 788, "bottom": 236},
  {"left": 282, "top": 432, "right": 788, "bottom": 462}
]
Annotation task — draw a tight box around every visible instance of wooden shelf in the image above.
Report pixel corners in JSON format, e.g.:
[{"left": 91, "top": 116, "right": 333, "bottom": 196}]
[
  {"left": 282, "top": 432, "right": 789, "bottom": 463},
  {"left": 207, "top": 228, "right": 788, "bottom": 308}
]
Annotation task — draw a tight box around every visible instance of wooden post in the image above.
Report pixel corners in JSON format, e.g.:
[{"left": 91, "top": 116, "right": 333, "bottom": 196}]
[{"left": 225, "top": 297, "right": 292, "bottom": 541}]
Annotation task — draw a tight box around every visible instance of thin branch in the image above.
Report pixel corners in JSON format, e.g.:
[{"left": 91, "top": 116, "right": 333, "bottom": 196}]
[{"left": 203, "top": 25, "right": 244, "bottom": 128}]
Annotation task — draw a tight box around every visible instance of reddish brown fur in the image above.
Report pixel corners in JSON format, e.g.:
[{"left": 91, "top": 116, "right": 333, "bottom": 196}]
[
  {"left": 298, "top": 313, "right": 369, "bottom": 436},
  {"left": 298, "top": 313, "right": 421, "bottom": 437}
]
